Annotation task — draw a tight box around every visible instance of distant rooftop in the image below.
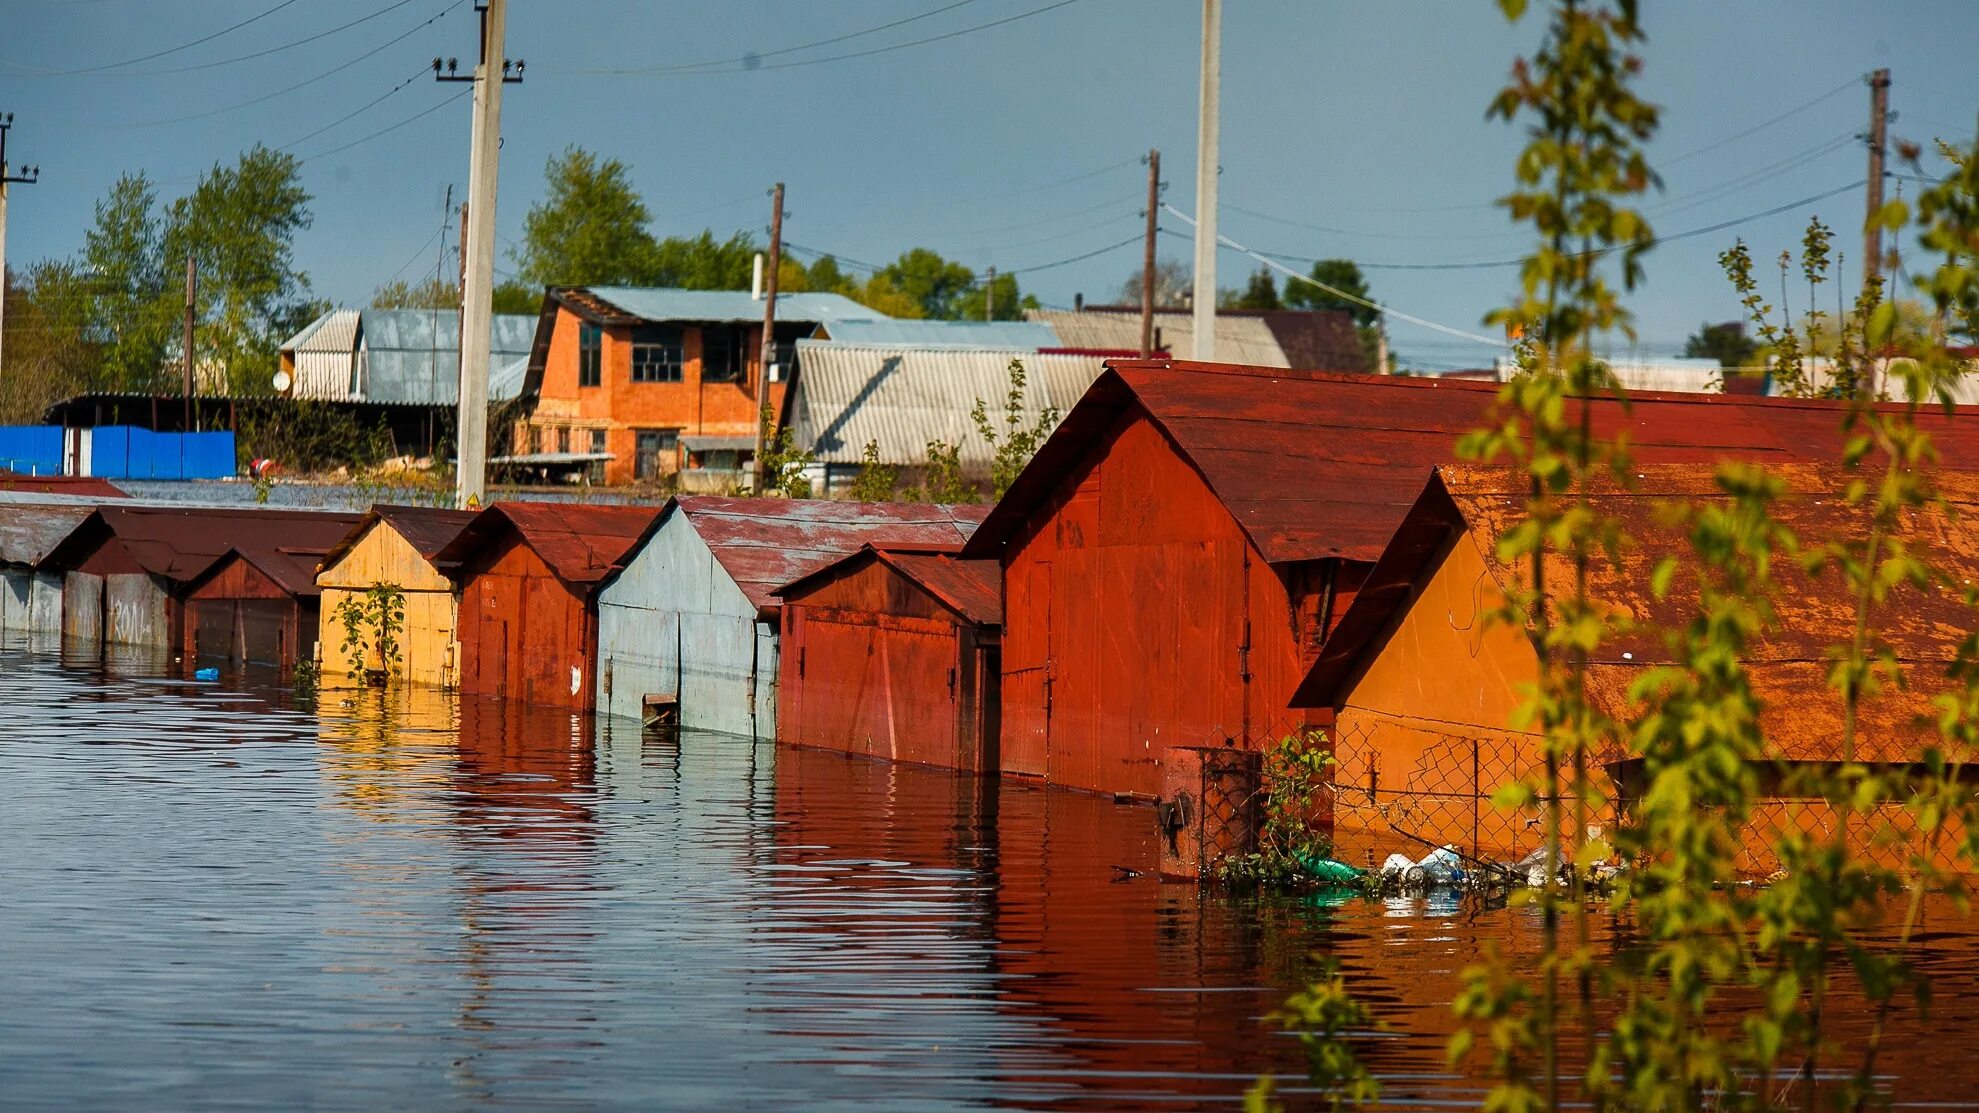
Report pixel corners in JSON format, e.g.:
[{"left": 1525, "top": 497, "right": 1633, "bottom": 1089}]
[
  {"left": 561, "top": 286, "right": 882, "bottom": 326},
  {"left": 814, "top": 318, "right": 1059, "bottom": 349}
]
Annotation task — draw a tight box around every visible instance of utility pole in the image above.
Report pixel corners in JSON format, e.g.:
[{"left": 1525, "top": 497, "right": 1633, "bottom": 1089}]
[
  {"left": 436, "top": 0, "right": 522, "bottom": 508},
  {"left": 182, "top": 258, "right": 197, "bottom": 431},
  {"left": 1140, "top": 148, "right": 1160, "bottom": 358},
  {"left": 984, "top": 265, "right": 996, "bottom": 322},
  {"left": 1191, "top": 0, "right": 1221, "bottom": 361},
  {"left": 755, "top": 182, "right": 784, "bottom": 494},
  {"left": 1863, "top": 68, "right": 1892, "bottom": 298},
  {"left": 0, "top": 112, "right": 42, "bottom": 382}
]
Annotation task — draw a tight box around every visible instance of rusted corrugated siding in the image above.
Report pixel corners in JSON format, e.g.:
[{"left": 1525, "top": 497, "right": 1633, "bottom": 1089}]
[
  {"left": 775, "top": 548, "right": 1001, "bottom": 773},
  {"left": 679, "top": 497, "right": 989, "bottom": 611},
  {"left": 182, "top": 552, "right": 314, "bottom": 671}
]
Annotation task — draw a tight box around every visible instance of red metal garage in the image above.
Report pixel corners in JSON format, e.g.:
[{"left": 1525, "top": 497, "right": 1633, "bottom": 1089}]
[
  {"left": 775, "top": 545, "right": 1001, "bottom": 773},
  {"left": 181, "top": 546, "right": 328, "bottom": 672}
]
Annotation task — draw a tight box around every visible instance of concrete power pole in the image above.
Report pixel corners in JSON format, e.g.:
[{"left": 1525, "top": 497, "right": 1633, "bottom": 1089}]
[
  {"left": 1863, "top": 68, "right": 1892, "bottom": 298},
  {"left": 984, "top": 265, "right": 996, "bottom": 321},
  {"left": 436, "top": 0, "right": 522, "bottom": 508},
  {"left": 182, "top": 258, "right": 197, "bottom": 431},
  {"left": 755, "top": 182, "right": 785, "bottom": 494},
  {"left": 0, "top": 113, "right": 42, "bottom": 383},
  {"left": 1140, "top": 148, "right": 1160, "bottom": 358},
  {"left": 1191, "top": 0, "right": 1221, "bottom": 362}
]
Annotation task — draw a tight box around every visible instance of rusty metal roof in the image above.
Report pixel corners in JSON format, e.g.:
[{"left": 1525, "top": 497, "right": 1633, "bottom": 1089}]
[
  {"left": 187, "top": 544, "right": 335, "bottom": 599},
  {"left": 38, "top": 506, "right": 362, "bottom": 584},
  {"left": 0, "top": 503, "right": 96, "bottom": 567},
  {"left": 667, "top": 496, "right": 989, "bottom": 612},
  {"left": 0, "top": 474, "right": 128, "bottom": 499},
  {"left": 318, "top": 505, "right": 479, "bottom": 574},
  {"left": 772, "top": 542, "right": 1002, "bottom": 626},
  {"left": 1294, "top": 463, "right": 1979, "bottom": 762},
  {"left": 964, "top": 360, "right": 1979, "bottom": 567},
  {"left": 435, "top": 501, "right": 663, "bottom": 590}
]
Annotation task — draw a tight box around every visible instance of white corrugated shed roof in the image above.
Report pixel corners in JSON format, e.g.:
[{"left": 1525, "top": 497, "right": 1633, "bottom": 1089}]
[
  {"left": 583, "top": 287, "right": 879, "bottom": 325},
  {"left": 1025, "top": 308, "right": 1289, "bottom": 366},
  {"left": 788, "top": 343, "right": 1110, "bottom": 466},
  {"left": 280, "top": 308, "right": 361, "bottom": 355}
]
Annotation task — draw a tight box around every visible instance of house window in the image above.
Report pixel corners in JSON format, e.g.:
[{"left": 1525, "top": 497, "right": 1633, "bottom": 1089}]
[
  {"left": 578, "top": 323, "right": 603, "bottom": 387},
  {"left": 630, "top": 325, "right": 684, "bottom": 383},
  {"left": 702, "top": 327, "right": 742, "bottom": 383},
  {"left": 589, "top": 428, "right": 607, "bottom": 454},
  {"left": 770, "top": 339, "right": 799, "bottom": 383},
  {"left": 634, "top": 428, "right": 678, "bottom": 481},
  {"left": 557, "top": 426, "right": 571, "bottom": 454},
  {"left": 588, "top": 429, "right": 607, "bottom": 483},
  {"left": 529, "top": 425, "right": 543, "bottom": 454}
]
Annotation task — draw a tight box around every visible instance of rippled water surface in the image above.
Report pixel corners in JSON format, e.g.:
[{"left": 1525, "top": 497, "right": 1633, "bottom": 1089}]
[{"left": 6, "top": 642, "right": 1979, "bottom": 1111}]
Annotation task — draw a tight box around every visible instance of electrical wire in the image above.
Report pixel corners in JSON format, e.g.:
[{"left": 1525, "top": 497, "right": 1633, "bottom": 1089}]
[
  {"left": 1001, "top": 233, "right": 1141, "bottom": 275},
  {"left": 1163, "top": 201, "right": 1505, "bottom": 348},
  {"left": 3, "top": 0, "right": 305, "bottom": 75},
  {"left": 565, "top": 0, "right": 1090, "bottom": 77},
  {"left": 563, "top": 0, "right": 987, "bottom": 75},
  {"left": 294, "top": 87, "right": 467, "bottom": 164},
  {"left": 946, "top": 192, "right": 1141, "bottom": 237},
  {"left": 1660, "top": 77, "right": 1859, "bottom": 167},
  {"left": 968, "top": 211, "right": 1135, "bottom": 254},
  {"left": 105, "top": 0, "right": 464, "bottom": 129},
  {"left": 35, "top": 0, "right": 422, "bottom": 78},
  {"left": 278, "top": 66, "right": 430, "bottom": 151}
]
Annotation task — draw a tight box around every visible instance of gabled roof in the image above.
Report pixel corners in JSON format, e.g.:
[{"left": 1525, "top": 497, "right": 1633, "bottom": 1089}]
[
  {"left": 37, "top": 506, "right": 362, "bottom": 583},
  {"left": 782, "top": 343, "right": 1107, "bottom": 466},
  {"left": 434, "top": 502, "right": 662, "bottom": 591},
  {"left": 1290, "top": 463, "right": 1979, "bottom": 761},
  {"left": 318, "top": 504, "right": 479, "bottom": 574},
  {"left": 0, "top": 503, "right": 97, "bottom": 567},
  {"left": 561, "top": 286, "right": 881, "bottom": 327},
  {"left": 360, "top": 309, "right": 536, "bottom": 405},
  {"left": 188, "top": 544, "right": 335, "bottom": 599},
  {"left": 962, "top": 359, "right": 1979, "bottom": 568},
  {"left": 280, "top": 307, "right": 361, "bottom": 354},
  {"left": 815, "top": 318, "right": 1060, "bottom": 349},
  {"left": 773, "top": 543, "right": 1002, "bottom": 626},
  {"left": 1025, "top": 308, "right": 1296, "bottom": 367},
  {"left": 649, "top": 496, "right": 989, "bottom": 613}
]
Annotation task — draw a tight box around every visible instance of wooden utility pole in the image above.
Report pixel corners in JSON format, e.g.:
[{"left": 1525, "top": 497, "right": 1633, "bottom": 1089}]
[
  {"left": 0, "top": 112, "right": 42, "bottom": 383},
  {"left": 984, "top": 265, "right": 996, "bottom": 321},
  {"left": 1140, "top": 148, "right": 1160, "bottom": 358},
  {"left": 437, "top": 0, "right": 522, "bottom": 508},
  {"left": 1863, "top": 68, "right": 1892, "bottom": 297},
  {"left": 182, "top": 258, "right": 197, "bottom": 431},
  {"left": 755, "top": 181, "right": 784, "bottom": 494},
  {"left": 1191, "top": 0, "right": 1221, "bottom": 361}
]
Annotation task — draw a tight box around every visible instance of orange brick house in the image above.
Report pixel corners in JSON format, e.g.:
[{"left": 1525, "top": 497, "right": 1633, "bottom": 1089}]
[{"left": 517, "top": 287, "right": 883, "bottom": 487}]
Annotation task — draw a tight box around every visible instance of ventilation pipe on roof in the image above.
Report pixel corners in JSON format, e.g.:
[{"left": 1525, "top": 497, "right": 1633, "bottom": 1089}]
[
  {"left": 1074, "top": 292, "right": 1083, "bottom": 311},
  {"left": 752, "top": 253, "right": 765, "bottom": 301}
]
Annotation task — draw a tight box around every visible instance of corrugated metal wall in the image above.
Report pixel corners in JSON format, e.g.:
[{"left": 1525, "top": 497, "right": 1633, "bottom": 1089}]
[
  {"left": 595, "top": 517, "right": 775, "bottom": 736},
  {"left": 316, "top": 525, "right": 460, "bottom": 688},
  {"left": 0, "top": 427, "right": 64, "bottom": 475},
  {"left": 86, "top": 428, "right": 236, "bottom": 480},
  {"left": 0, "top": 571, "right": 62, "bottom": 637},
  {"left": 457, "top": 538, "right": 597, "bottom": 710}
]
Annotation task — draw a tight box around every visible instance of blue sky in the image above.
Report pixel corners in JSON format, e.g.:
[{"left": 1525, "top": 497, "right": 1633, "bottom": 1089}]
[{"left": 3, "top": 0, "right": 1975, "bottom": 369}]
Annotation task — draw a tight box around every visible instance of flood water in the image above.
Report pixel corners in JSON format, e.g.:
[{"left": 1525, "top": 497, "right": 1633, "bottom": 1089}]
[{"left": 5, "top": 642, "right": 1979, "bottom": 1111}]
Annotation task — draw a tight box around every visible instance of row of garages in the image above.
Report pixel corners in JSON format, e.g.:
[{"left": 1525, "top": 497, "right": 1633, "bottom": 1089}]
[{"left": 6, "top": 359, "right": 1979, "bottom": 861}]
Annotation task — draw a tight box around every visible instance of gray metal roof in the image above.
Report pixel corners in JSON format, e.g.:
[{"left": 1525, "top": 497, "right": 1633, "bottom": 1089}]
[
  {"left": 815, "top": 318, "right": 1060, "bottom": 349},
  {"left": 582, "top": 287, "right": 880, "bottom": 325},
  {"left": 786, "top": 343, "right": 1110, "bottom": 467},
  {"left": 1025, "top": 308, "right": 1289, "bottom": 366},
  {"left": 280, "top": 308, "right": 361, "bottom": 354},
  {"left": 0, "top": 503, "right": 95, "bottom": 567}
]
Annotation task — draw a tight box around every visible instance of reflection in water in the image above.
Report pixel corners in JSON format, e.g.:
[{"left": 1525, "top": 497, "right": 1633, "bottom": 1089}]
[{"left": 2, "top": 640, "right": 1978, "bottom": 1111}]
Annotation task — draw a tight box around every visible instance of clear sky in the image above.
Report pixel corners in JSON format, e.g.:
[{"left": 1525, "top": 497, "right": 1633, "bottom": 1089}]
[{"left": 3, "top": 1, "right": 1976, "bottom": 370}]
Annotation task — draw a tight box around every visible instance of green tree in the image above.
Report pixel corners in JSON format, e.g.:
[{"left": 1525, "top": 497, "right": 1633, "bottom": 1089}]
[
  {"left": 513, "top": 147, "right": 663, "bottom": 286},
  {"left": 1280, "top": 258, "right": 1379, "bottom": 328},
  {"left": 372, "top": 277, "right": 458, "bottom": 310},
  {"left": 1117, "top": 257, "right": 1191, "bottom": 308},
  {"left": 81, "top": 172, "right": 174, "bottom": 391},
  {"left": 1231, "top": 267, "right": 1282, "bottom": 310},
  {"left": 971, "top": 357, "right": 1057, "bottom": 498},
  {"left": 161, "top": 144, "right": 316, "bottom": 396},
  {"left": 652, "top": 229, "right": 757, "bottom": 290},
  {"left": 1680, "top": 320, "right": 1758, "bottom": 367},
  {"left": 847, "top": 439, "right": 898, "bottom": 502},
  {"left": 878, "top": 248, "right": 978, "bottom": 319},
  {"left": 949, "top": 269, "right": 1034, "bottom": 322},
  {"left": 1, "top": 261, "right": 98, "bottom": 420},
  {"left": 492, "top": 280, "right": 540, "bottom": 315}
]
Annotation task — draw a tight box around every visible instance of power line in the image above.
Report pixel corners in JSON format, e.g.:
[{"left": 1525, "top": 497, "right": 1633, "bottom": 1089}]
[
  {"left": 969, "top": 211, "right": 1135, "bottom": 254},
  {"left": 1002, "top": 233, "right": 1141, "bottom": 275},
  {"left": 564, "top": 0, "right": 987, "bottom": 75},
  {"left": 1660, "top": 77, "right": 1858, "bottom": 167},
  {"left": 294, "top": 87, "right": 468, "bottom": 164},
  {"left": 1164, "top": 202, "right": 1504, "bottom": 348},
  {"left": 565, "top": 0, "right": 1091, "bottom": 77},
  {"left": 278, "top": 66, "right": 430, "bottom": 151},
  {"left": 28, "top": 0, "right": 422, "bottom": 78},
  {"left": 946, "top": 192, "right": 1141, "bottom": 237},
  {"left": 3, "top": 0, "right": 305, "bottom": 75},
  {"left": 104, "top": 0, "right": 465, "bottom": 129}
]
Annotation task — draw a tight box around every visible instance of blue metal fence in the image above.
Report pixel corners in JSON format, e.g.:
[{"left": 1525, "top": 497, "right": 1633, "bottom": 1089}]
[
  {"left": 87, "top": 427, "right": 236, "bottom": 480},
  {"left": 0, "top": 427, "right": 64, "bottom": 476}
]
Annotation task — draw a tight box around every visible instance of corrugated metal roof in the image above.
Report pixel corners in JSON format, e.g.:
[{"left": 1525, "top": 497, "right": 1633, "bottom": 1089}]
[
  {"left": 0, "top": 504, "right": 96, "bottom": 567},
  {"left": 318, "top": 504, "right": 478, "bottom": 574},
  {"left": 879, "top": 549, "right": 1001, "bottom": 626},
  {"left": 0, "top": 475, "right": 128, "bottom": 499},
  {"left": 491, "top": 353, "right": 530, "bottom": 402},
  {"left": 190, "top": 545, "right": 334, "bottom": 599},
  {"left": 435, "top": 502, "right": 663, "bottom": 590},
  {"left": 964, "top": 359, "right": 1979, "bottom": 568},
  {"left": 1026, "top": 309, "right": 1289, "bottom": 366},
  {"left": 39, "top": 506, "right": 362, "bottom": 583},
  {"left": 670, "top": 496, "right": 988, "bottom": 611},
  {"left": 1296, "top": 463, "right": 1979, "bottom": 762},
  {"left": 816, "top": 318, "right": 1060, "bottom": 349},
  {"left": 786, "top": 343, "right": 1108, "bottom": 466},
  {"left": 280, "top": 308, "right": 362, "bottom": 355},
  {"left": 680, "top": 434, "right": 754, "bottom": 453},
  {"left": 581, "top": 287, "right": 880, "bottom": 325}
]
